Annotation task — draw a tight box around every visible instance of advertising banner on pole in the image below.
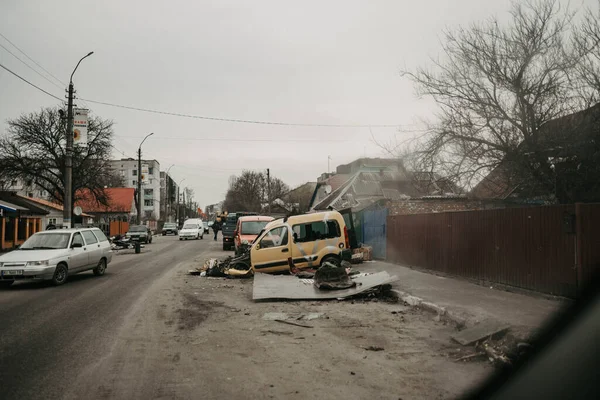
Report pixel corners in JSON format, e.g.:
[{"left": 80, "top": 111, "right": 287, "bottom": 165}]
[
  {"left": 73, "top": 108, "right": 88, "bottom": 146},
  {"left": 141, "top": 164, "right": 149, "bottom": 184}
]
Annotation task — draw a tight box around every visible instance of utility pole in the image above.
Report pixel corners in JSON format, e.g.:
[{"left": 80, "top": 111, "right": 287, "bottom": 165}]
[
  {"left": 267, "top": 168, "right": 271, "bottom": 214},
  {"left": 328, "top": 155, "right": 331, "bottom": 174},
  {"left": 64, "top": 51, "right": 93, "bottom": 229},
  {"left": 176, "top": 178, "right": 185, "bottom": 226},
  {"left": 137, "top": 133, "right": 154, "bottom": 225},
  {"left": 137, "top": 147, "right": 142, "bottom": 225},
  {"left": 182, "top": 188, "right": 186, "bottom": 220}
]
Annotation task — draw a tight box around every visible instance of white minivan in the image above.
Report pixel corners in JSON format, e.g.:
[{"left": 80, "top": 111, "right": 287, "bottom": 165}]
[{"left": 179, "top": 218, "right": 204, "bottom": 240}]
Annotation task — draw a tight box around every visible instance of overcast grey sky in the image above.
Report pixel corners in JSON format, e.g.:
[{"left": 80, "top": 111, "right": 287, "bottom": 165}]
[{"left": 0, "top": 0, "right": 591, "bottom": 209}]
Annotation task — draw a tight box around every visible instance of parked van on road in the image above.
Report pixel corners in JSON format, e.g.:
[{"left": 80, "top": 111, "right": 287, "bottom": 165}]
[
  {"left": 249, "top": 211, "right": 352, "bottom": 273},
  {"left": 179, "top": 218, "right": 204, "bottom": 240}
]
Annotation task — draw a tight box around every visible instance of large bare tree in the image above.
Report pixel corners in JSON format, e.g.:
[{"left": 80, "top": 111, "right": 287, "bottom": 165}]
[
  {"left": 0, "top": 107, "right": 122, "bottom": 206},
  {"left": 401, "top": 0, "right": 599, "bottom": 202},
  {"left": 573, "top": 0, "right": 600, "bottom": 103},
  {"left": 223, "top": 170, "right": 289, "bottom": 212}
]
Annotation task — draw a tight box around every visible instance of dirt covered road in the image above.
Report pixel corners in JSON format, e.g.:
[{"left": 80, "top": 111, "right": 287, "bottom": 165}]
[{"left": 61, "top": 240, "right": 492, "bottom": 400}]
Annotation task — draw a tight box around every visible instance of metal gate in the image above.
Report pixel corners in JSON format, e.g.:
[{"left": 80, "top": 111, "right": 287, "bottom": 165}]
[{"left": 362, "top": 208, "right": 388, "bottom": 259}]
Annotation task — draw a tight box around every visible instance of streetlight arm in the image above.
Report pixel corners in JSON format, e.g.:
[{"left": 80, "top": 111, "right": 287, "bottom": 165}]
[
  {"left": 139, "top": 132, "right": 154, "bottom": 150},
  {"left": 70, "top": 51, "right": 94, "bottom": 83}
]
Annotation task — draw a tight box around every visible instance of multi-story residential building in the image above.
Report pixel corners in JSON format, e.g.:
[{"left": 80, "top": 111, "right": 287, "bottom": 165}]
[
  {"left": 0, "top": 178, "right": 51, "bottom": 199},
  {"left": 108, "top": 158, "right": 161, "bottom": 221},
  {"left": 160, "top": 172, "right": 178, "bottom": 222}
]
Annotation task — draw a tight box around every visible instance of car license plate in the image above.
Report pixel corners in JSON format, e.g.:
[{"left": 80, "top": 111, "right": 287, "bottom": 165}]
[{"left": 2, "top": 270, "right": 23, "bottom": 276}]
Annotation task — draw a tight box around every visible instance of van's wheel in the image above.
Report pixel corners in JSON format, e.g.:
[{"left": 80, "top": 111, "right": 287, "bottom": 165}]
[
  {"left": 320, "top": 256, "right": 340, "bottom": 268},
  {"left": 52, "top": 263, "right": 68, "bottom": 286},
  {"left": 200, "top": 235, "right": 203, "bottom": 240},
  {"left": 93, "top": 258, "right": 107, "bottom": 276}
]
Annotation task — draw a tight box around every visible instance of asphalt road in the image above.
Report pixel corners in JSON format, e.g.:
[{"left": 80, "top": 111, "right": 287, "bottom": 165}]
[
  {"left": 0, "top": 234, "right": 212, "bottom": 400},
  {"left": 0, "top": 233, "right": 491, "bottom": 399}
]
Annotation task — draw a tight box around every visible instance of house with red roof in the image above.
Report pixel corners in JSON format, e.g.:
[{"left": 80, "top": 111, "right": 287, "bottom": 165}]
[
  {"left": 15, "top": 195, "right": 94, "bottom": 229},
  {"left": 74, "top": 188, "right": 137, "bottom": 235}
]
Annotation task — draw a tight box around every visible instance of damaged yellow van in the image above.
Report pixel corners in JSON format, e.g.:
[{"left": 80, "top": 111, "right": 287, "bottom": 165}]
[{"left": 249, "top": 210, "right": 352, "bottom": 273}]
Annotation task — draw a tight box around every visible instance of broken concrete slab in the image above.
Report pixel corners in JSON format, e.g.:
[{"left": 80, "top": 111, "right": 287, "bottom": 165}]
[
  {"left": 253, "top": 271, "right": 398, "bottom": 301},
  {"left": 451, "top": 320, "right": 510, "bottom": 346}
]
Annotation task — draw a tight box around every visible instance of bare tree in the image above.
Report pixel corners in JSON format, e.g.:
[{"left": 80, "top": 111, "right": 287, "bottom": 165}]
[
  {"left": 223, "top": 170, "right": 290, "bottom": 212},
  {"left": 573, "top": 0, "right": 600, "bottom": 103},
  {"left": 401, "top": 0, "right": 590, "bottom": 201},
  {"left": 223, "top": 170, "right": 265, "bottom": 212},
  {"left": 266, "top": 177, "right": 290, "bottom": 203},
  {"left": 0, "top": 107, "right": 121, "bottom": 206}
]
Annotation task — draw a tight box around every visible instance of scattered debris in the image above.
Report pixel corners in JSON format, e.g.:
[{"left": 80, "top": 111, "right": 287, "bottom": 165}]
[
  {"left": 188, "top": 253, "right": 253, "bottom": 278},
  {"left": 450, "top": 320, "right": 510, "bottom": 346},
  {"left": 351, "top": 252, "right": 364, "bottom": 264},
  {"left": 454, "top": 352, "right": 486, "bottom": 362},
  {"left": 262, "top": 312, "right": 325, "bottom": 321},
  {"left": 313, "top": 262, "right": 356, "bottom": 290},
  {"left": 253, "top": 271, "right": 398, "bottom": 301},
  {"left": 350, "top": 371, "right": 356, "bottom": 375},
  {"left": 363, "top": 346, "right": 384, "bottom": 351},
  {"left": 262, "top": 330, "right": 294, "bottom": 336},
  {"left": 275, "top": 319, "right": 313, "bottom": 329},
  {"left": 353, "top": 245, "right": 373, "bottom": 261}
]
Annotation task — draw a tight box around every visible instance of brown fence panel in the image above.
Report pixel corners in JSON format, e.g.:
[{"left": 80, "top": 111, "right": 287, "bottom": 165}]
[
  {"left": 109, "top": 221, "right": 129, "bottom": 236},
  {"left": 387, "top": 205, "right": 580, "bottom": 297},
  {"left": 576, "top": 203, "right": 600, "bottom": 291}
]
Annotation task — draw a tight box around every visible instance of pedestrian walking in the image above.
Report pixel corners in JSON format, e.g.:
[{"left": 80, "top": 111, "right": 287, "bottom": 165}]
[{"left": 212, "top": 217, "right": 221, "bottom": 241}]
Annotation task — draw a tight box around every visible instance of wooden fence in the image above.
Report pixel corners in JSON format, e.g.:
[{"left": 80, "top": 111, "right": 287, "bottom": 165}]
[{"left": 387, "top": 204, "right": 600, "bottom": 298}]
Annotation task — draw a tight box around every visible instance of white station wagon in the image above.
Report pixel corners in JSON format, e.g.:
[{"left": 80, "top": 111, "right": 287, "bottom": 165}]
[{"left": 0, "top": 228, "right": 113, "bottom": 287}]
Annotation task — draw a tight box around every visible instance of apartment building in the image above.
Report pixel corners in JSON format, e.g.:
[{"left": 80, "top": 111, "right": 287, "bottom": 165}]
[{"left": 109, "top": 158, "right": 161, "bottom": 221}]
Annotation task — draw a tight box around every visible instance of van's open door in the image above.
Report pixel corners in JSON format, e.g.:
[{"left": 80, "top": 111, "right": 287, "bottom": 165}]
[{"left": 338, "top": 207, "right": 358, "bottom": 250}]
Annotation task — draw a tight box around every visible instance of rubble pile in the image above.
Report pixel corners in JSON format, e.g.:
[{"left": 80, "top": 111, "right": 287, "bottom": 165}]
[
  {"left": 189, "top": 251, "right": 252, "bottom": 278},
  {"left": 454, "top": 333, "right": 532, "bottom": 368}
]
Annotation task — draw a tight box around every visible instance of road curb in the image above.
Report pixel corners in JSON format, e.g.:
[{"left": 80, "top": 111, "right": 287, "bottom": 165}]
[{"left": 391, "top": 289, "right": 467, "bottom": 328}]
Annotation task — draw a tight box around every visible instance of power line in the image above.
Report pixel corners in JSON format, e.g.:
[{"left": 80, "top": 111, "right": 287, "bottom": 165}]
[
  {"left": 0, "top": 62, "right": 62, "bottom": 101},
  {"left": 0, "top": 41, "right": 64, "bottom": 91},
  {"left": 114, "top": 134, "right": 358, "bottom": 143},
  {"left": 82, "top": 98, "right": 406, "bottom": 128},
  {"left": 0, "top": 33, "right": 92, "bottom": 109},
  {"left": 0, "top": 32, "right": 66, "bottom": 86}
]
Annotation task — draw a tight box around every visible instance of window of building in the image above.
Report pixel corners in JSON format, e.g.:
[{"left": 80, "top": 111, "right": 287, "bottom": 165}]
[
  {"left": 144, "top": 199, "right": 154, "bottom": 206},
  {"left": 48, "top": 218, "right": 57, "bottom": 225},
  {"left": 292, "top": 220, "right": 341, "bottom": 243},
  {"left": 132, "top": 169, "right": 138, "bottom": 176},
  {"left": 120, "top": 170, "right": 125, "bottom": 177},
  {"left": 144, "top": 189, "right": 153, "bottom": 195},
  {"left": 132, "top": 180, "right": 137, "bottom": 186},
  {"left": 148, "top": 167, "right": 154, "bottom": 175},
  {"left": 11, "top": 180, "right": 17, "bottom": 186}
]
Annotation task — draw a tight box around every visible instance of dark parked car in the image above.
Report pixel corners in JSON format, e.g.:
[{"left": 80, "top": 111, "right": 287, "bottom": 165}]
[
  {"left": 162, "top": 222, "right": 178, "bottom": 236},
  {"left": 125, "top": 225, "right": 153, "bottom": 244}
]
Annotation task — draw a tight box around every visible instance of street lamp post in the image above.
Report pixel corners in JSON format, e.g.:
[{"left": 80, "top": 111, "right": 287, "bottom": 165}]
[
  {"left": 64, "top": 51, "right": 93, "bottom": 229},
  {"left": 176, "top": 178, "right": 185, "bottom": 226},
  {"left": 137, "top": 133, "right": 154, "bottom": 225}
]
